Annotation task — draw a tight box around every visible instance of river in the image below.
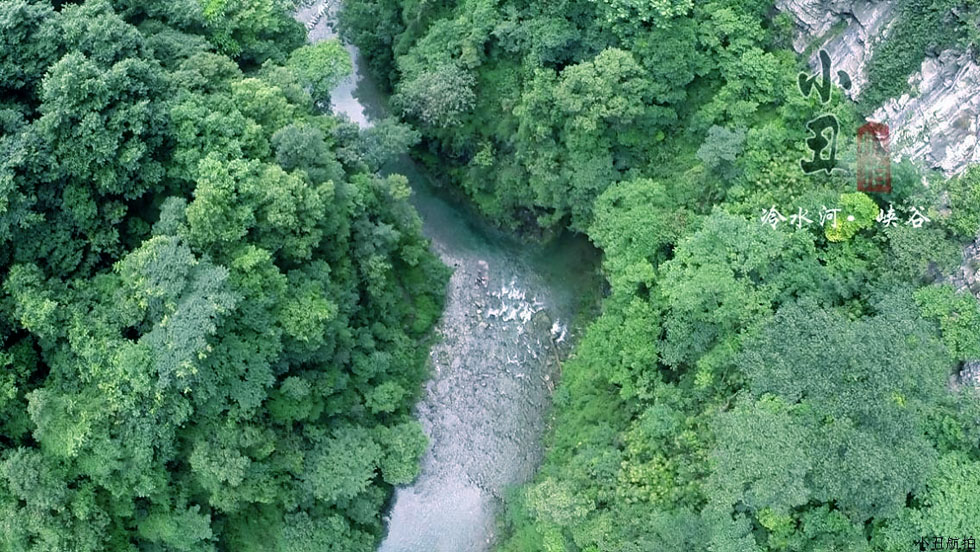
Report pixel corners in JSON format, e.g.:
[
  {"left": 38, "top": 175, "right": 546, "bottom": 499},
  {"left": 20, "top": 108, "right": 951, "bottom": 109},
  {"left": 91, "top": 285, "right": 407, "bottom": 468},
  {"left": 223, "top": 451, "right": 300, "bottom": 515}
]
[{"left": 295, "top": 3, "right": 601, "bottom": 550}]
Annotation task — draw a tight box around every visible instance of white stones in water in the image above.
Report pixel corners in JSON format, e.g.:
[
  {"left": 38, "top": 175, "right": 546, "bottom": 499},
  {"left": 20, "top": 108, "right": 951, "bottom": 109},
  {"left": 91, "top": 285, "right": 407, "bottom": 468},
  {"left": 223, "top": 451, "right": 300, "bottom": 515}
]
[
  {"left": 303, "top": 2, "right": 333, "bottom": 30},
  {"left": 550, "top": 320, "right": 567, "bottom": 344},
  {"left": 291, "top": 4, "right": 580, "bottom": 550},
  {"left": 484, "top": 279, "right": 543, "bottom": 327}
]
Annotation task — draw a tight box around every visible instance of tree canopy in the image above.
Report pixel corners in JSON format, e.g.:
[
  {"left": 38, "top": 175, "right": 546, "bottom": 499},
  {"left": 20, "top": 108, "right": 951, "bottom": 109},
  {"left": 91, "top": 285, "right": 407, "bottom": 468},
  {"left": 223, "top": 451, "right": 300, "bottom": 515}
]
[{"left": 0, "top": 1, "right": 447, "bottom": 550}]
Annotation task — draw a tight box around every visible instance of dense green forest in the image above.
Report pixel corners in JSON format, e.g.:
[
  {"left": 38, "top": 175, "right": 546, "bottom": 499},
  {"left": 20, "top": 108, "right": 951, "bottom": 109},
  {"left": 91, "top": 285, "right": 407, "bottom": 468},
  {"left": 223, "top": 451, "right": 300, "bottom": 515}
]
[
  {"left": 339, "top": 0, "right": 980, "bottom": 550},
  {"left": 0, "top": 0, "right": 448, "bottom": 550},
  {"left": 4, "top": 0, "right": 980, "bottom": 550}
]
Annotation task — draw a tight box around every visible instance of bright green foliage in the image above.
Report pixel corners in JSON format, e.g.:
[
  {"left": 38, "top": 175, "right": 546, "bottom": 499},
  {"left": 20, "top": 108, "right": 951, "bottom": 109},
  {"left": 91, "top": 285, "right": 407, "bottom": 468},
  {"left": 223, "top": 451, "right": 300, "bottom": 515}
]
[
  {"left": 0, "top": 1, "right": 447, "bottom": 550},
  {"left": 37, "top": 51, "right": 168, "bottom": 196},
  {"left": 514, "top": 47, "right": 674, "bottom": 230},
  {"left": 183, "top": 155, "right": 333, "bottom": 261},
  {"left": 271, "top": 122, "right": 346, "bottom": 183},
  {"left": 60, "top": 0, "right": 147, "bottom": 65},
  {"left": 591, "top": 0, "right": 694, "bottom": 26},
  {"left": 738, "top": 295, "right": 950, "bottom": 520},
  {"left": 334, "top": 0, "right": 402, "bottom": 90},
  {"left": 913, "top": 453, "right": 980, "bottom": 536},
  {"left": 3, "top": 0, "right": 977, "bottom": 549},
  {"left": 198, "top": 0, "right": 305, "bottom": 64},
  {"left": 137, "top": 505, "right": 214, "bottom": 551},
  {"left": 342, "top": 0, "right": 796, "bottom": 233},
  {"left": 824, "top": 192, "right": 878, "bottom": 242},
  {"left": 374, "top": 421, "right": 427, "bottom": 484},
  {"left": 393, "top": 61, "right": 476, "bottom": 129},
  {"left": 287, "top": 40, "right": 352, "bottom": 103},
  {"left": 659, "top": 211, "right": 795, "bottom": 370},
  {"left": 708, "top": 395, "right": 811, "bottom": 513},
  {"left": 0, "top": 0, "right": 61, "bottom": 94},
  {"left": 915, "top": 285, "right": 980, "bottom": 361},
  {"left": 942, "top": 164, "right": 980, "bottom": 238},
  {"left": 307, "top": 427, "right": 383, "bottom": 503},
  {"left": 697, "top": 125, "right": 747, "bottom": 180},
  {"left": 355, "top": 116, "right": 422, "bottom": 171},
  {"left": 884, "top": 225, "right": 962, "bottom": 284},
  {"left": 590, "top": 178, "right": 692, "bottom": 291}
]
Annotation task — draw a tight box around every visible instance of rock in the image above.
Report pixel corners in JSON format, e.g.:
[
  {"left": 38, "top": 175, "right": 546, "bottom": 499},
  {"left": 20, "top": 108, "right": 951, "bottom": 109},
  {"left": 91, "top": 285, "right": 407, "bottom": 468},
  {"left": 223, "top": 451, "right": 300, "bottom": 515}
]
[
  {"left": 960, "top": 360, "right": 980, "bottom": 389},
  {"left": 949, "top": 239, "right": 980, "bottom": 297},
  {"left": 776, "top": 0, "right": 897, "bottom": 98},
  {"left": 871, "top": 50, "right": 980, "bottom": 176},
  {"left": 476, "top": 260, "right": 490, "bottom": 287},
  {"left": 777, "top": 0, "right": 980, "bottom": 176}
]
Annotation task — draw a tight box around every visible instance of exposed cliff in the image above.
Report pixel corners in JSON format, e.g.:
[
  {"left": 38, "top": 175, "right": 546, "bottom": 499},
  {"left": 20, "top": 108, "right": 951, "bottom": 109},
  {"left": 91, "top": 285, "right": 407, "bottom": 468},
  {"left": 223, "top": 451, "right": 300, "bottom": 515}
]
[
  {"left": 777, "top": 0, "right": 896, "bottom": 100},
  {"left": 872, "top": 50, "right": 980, "bottom": 176},
  {"left": 777, "top": 0, "right": 980, "bottom": 177}
]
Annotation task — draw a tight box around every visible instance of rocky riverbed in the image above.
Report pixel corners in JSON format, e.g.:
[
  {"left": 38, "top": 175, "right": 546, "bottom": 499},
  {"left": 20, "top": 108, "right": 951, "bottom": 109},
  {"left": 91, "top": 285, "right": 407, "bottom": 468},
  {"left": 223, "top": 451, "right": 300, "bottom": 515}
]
[{"left": 295, "top": 2, "right": 601, "bottom": 550}]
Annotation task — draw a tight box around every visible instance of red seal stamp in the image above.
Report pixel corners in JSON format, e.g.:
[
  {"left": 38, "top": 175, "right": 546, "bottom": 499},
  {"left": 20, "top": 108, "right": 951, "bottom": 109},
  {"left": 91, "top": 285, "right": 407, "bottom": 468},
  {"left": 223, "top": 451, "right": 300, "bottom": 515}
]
[{"left": 856, "top": 121, "right": 891, "bottom": 193}]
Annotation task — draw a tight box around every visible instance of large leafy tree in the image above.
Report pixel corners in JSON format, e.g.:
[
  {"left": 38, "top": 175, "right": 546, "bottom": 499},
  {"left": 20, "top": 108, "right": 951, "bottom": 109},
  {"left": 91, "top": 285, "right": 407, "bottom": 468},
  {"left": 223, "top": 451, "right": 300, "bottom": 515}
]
[
  {"left": 287, "top": 40, "right": 352, "bottom": 104},
  {"left": 0, "top": 0, "right": 61, "bottom": 95}
]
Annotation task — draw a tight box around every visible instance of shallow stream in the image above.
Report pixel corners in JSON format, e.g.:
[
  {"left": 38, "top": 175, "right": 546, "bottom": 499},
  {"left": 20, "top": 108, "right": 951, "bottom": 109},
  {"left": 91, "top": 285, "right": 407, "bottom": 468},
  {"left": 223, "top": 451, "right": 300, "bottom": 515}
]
[{"left": 294, "top": 4, "right": 602, "bottom": 549}]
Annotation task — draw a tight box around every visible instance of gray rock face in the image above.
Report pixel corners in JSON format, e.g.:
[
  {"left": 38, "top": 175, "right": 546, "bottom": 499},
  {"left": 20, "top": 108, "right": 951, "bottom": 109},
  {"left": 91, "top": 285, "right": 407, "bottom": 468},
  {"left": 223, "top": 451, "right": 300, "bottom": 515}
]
[
  {"left": 961, "top": 360, "right": 980, "bottom": 388},
  {"left": 776, "top": 0, "right": 896, "bottom": 99},
  {"left": 949, "top": 239, "right": 980, "bottom": 297},
  {"left": 872, "top": 50, "right": 980, "bottom": 176},
  {"left": 777, "top": 0, "right": 980, "bottom": 177}
]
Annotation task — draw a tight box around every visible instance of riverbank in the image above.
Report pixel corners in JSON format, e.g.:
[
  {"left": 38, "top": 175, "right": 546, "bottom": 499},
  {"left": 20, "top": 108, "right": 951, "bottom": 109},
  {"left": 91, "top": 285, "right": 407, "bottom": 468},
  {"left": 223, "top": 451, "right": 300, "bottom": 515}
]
[{"left": 295, "top": 3, "right": 603, "bottom": 550}]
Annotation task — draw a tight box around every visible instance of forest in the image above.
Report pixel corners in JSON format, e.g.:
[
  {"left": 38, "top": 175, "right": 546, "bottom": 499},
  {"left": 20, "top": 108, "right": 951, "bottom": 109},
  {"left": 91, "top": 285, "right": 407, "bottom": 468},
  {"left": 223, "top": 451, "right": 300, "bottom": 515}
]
[
  {"left": 338, "top": 0, "right": 980, "bottom": 550},
  {"left": 0, "top": 0, "right": 448, "bottom": 550},
  {"left": 3, "top": 0, "right": 980, "bottom": 551}
]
